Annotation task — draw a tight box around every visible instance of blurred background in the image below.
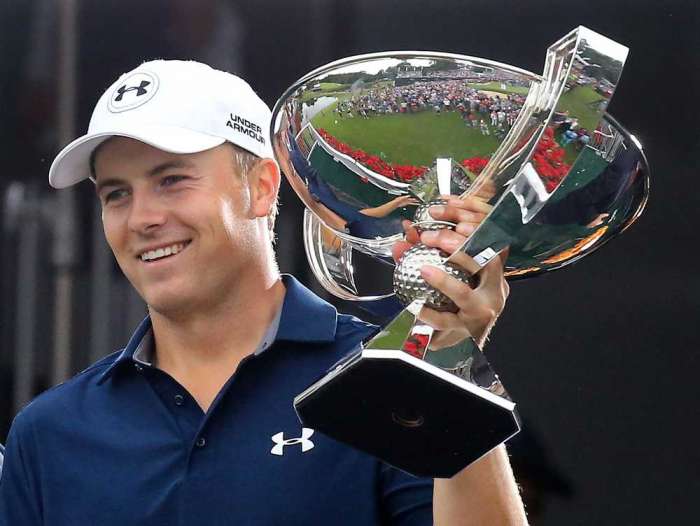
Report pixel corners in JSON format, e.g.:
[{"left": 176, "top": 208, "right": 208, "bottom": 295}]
[{"left": 0, "top": 0, "right": 698, "bottom": 524}]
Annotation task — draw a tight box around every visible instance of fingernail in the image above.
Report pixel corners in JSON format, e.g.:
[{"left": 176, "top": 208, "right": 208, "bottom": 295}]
[
  {"left": 458, "top": 223, "right": 475, "bottom": 235},
  {"left": 420, "top": 265, "right": 438, "bottom": 279},
  {"left": 430, "top": 205, "right": 445, "bottom": 216}
]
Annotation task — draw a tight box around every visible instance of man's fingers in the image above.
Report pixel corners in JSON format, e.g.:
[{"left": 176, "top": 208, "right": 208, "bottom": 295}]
[
  {"left": 438, "top": 207, "right": 487, "bottom": 226},
  {"left": 448, "top": 196, "right": 493, "bottom": 214},
  {"left": 420, "top": 264, "right": 475, "bottom": 309},
  {"left": 431, "top": 196, "right": 493, "bottom": 218},
  {"left": 420, "top": 229, "right": 464, "bottom": 252},
  {"left": 419, "top": 230, "right": 482, "bottom": 274},
  {"left": 416, "top": 306, "right": 462, "bottom": 332},
  {"left": 470, "top": 181, "right": 498, "bottom": 202},
  {"left": 401, "top": 219, "right": 420, "bottom": 244},
  {"left": 499, "top": 246, "right": 510, "bottom": 264},
  {"left": 419, "top": 265, "right": 497, "bottom": 336},
  {"left": 391, "top": 240, "right": 413, "bottom": 263}
]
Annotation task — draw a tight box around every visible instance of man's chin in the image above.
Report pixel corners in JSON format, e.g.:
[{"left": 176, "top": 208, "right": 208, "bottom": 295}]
[
  {"left": 146, "top": 301, "right": 196, "bottom": 321},
  {"left": 141, "top": 290, "right": 196, "bottom": 320}
]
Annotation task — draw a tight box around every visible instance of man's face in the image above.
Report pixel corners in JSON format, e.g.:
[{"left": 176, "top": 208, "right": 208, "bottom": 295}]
[{"left": 94, "top": 137, "right": 259, "bottom": 317}]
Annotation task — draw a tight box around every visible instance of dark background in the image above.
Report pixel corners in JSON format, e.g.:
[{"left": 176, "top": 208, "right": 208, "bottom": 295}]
[{"left": 1, "top": 0, "right": 698, "bottom": 524}]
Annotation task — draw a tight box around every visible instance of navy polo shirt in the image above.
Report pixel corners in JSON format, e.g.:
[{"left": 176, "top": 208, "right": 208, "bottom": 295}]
[{"left": 0, "top": 276, "right": 433, "bottom": 525}]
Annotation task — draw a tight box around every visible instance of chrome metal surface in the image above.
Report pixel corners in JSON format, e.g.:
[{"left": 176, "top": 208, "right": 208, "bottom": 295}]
[
  {"left": 276, "top": 27, "right": 648, "bottom": 477},
  {"left": 272, "top": 26, "right": 647, "bottom": 299}
]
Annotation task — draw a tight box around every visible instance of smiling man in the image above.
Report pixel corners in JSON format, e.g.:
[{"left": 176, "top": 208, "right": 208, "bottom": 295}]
[{"left": 0, "top": 60, "right": 526, "bottom": 525}]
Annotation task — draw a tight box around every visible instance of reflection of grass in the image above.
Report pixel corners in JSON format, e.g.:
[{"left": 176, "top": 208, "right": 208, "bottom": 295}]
[
  {"left": 366, "top": 310, "right": 415, "bottom": 350},
  {"left": 319, "top": 82, "right": 343, "bottom": 90},
  {"left": 558, "top": 85, "right": 605, "bottom": 131},
  {"left": 561, "top": 142, "right": 579, "bottom": 165},
  {"left": 311, "top": 110, "right": 500, "bottom": 166},
  {"left": 467, "top": 82, "right": 529, "bottom": 95}
]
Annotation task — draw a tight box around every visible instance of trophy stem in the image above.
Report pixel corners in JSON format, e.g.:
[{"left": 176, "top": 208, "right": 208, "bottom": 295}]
[{"left": 294, "top": 305, "right": 519, "bottom": 478}]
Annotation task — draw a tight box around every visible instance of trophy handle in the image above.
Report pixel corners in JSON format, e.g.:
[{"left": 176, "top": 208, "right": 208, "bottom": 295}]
[
  {"left": 303, "top": 209, "right": 396, "bottom": 301},
  {"left": 458, "top": 27, "right": 630, "bottom": 269}
]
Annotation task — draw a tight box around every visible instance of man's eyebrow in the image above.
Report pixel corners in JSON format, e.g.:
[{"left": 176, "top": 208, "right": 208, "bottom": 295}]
[
  {"left": 147, "top": 159, "right": 196, "bottom": 177},
  {"left": 94, "top": 160, "right": 196, "bottom": 195}
]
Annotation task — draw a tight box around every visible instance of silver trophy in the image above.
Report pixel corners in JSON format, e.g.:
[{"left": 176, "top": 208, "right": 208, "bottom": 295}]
[{"left": 271, "top": 26, "right": 649, "bottom": 477}]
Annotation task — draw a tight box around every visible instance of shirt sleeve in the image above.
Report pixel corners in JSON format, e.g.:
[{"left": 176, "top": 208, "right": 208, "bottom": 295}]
[
  {"left": 379, "top": 463, "right": 433, "bottom": 526},
  {"left": 0, "top": 414, "right": 43, "bottom": 525}
]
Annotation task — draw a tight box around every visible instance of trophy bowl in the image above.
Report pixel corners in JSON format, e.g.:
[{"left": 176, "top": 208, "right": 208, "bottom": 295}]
[{"left": 271, "top": 26, "right": 649, "bottom": 477}]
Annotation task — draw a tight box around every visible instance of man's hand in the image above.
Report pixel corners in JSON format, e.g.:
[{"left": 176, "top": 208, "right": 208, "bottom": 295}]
[
  {"left": 392, "top": 195, "right": 509, "bottom": 348},
  {"left": 392, "top": 196, "right": 526, "bottom": 524}
]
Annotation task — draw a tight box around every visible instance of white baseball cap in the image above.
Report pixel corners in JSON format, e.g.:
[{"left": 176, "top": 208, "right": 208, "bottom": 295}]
[{"left": 49, "top": 59, "right": 274, "bottom": 189}]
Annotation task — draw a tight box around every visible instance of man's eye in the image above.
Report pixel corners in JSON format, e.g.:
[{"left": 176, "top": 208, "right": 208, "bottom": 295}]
[
  {"left": 104, "top": 189, "right": 128, "bottom": 203},
  {"left": 162, "top": 175, "right": 187, "bottom": 187}
]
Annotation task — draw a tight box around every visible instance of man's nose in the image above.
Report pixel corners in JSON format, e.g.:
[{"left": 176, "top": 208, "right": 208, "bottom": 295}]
[{"left": 127, "top": 192, "right": 167, "bottom": 233}]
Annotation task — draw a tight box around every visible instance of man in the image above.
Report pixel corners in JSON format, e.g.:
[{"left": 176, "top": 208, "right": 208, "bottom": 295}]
[{"left": 0, "top": 60, "right": 526, "bottom": 525}]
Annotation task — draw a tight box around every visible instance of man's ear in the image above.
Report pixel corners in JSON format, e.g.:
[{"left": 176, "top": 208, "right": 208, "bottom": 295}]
[{"left": 249, "top": 158, "right": 281, "bottom": 220}]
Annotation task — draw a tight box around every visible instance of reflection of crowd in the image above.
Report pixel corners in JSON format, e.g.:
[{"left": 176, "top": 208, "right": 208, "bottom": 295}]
[
  {"left": 334, "top": 80, "right": 525, "bottom": 138},
  {"left": 551, "top": 111, "right": 594, "bottom": 151}
]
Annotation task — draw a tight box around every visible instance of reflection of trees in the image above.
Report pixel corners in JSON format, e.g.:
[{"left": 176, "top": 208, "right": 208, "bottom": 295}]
[
  {"left": 321, "top": 70, "right": 384, "bottom": 86},
  {"left": 581, "top": 47, "right": 622, "bottom": 85},
  {"left": 422, "top": 60, "right": 461, "bottom": 73}
]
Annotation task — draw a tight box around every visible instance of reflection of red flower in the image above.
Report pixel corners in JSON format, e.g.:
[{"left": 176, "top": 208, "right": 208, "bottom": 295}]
[
  {"left": 461, "top": 156, "right": 489, "bottom": 175},
  {"left": 532, "top": 127, "right": 570, "bottom": 192},
  {"left": 318, "top": 125, "right": 571, "bottom": 191},
  {"left": 318, "top": 128, "right": 427, "bottom": 182},
  {"left": 394, "top": 165, "right": 427, "bottom": 182},
  {"left": 402, "top": 333, "right": 430, "bottom": 359}
]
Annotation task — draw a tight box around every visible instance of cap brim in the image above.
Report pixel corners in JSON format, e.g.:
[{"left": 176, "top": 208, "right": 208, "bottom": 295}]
[{"left": 48, "top": 125, "right": 226, "bottom": 188}]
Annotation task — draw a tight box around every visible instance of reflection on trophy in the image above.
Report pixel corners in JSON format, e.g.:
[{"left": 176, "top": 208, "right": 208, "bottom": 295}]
[{"left": 271, "top": 26, "right": 649, "bottom": 477}]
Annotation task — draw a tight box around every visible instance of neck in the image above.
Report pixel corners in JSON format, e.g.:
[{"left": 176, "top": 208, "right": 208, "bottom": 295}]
[{"left": 149, "top": 264, "right": 285, "bottom": 381}]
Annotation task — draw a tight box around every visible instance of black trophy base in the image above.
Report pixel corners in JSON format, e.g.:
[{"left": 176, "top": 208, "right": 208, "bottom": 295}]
[{"left": 294, "top": 349, "right": 520, "bottom": 478}]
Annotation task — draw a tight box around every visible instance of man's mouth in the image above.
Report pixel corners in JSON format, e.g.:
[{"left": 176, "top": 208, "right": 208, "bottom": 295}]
[{"left": 139, "top": 241, "right": 191, "bottom": 262}]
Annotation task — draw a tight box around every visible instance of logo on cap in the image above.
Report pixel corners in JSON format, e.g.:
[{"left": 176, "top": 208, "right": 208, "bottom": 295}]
[
  {"left": 108, "top": 71, "right": 159, "bottom": 113},
  {"left": 226, "top": 113, "right": 266, "bottom": 145}
]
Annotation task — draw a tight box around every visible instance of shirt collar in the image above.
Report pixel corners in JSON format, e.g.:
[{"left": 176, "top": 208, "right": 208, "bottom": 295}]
[
  {"left": 275, "top": 274, "right": 337, "bottom": 343},
  {"left": 97, "top": 316, "right": 153, "bottom": 385},
  {"left": 98, "top": 274, "right": 337, "bottom": 384}
]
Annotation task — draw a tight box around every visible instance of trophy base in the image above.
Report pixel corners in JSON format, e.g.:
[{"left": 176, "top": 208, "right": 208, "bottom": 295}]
[{"left": 294, "top": 349, "right": 520, "bottom": 478}]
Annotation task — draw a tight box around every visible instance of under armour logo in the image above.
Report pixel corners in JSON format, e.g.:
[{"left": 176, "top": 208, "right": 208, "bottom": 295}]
[
  {"left": 270, "top": 428, "right": 315, "bottom": 456},
  {"left": 108, "top": 71, "right": 159, "bottom": 113},
  {"left": 114, "top": 80, "right": 151, "bottom": 102}
]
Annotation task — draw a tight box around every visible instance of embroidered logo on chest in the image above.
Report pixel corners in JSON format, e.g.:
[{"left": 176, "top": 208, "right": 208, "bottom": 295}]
[{"left": 270, "top": 428, "right": 315, "bottom": 456}]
